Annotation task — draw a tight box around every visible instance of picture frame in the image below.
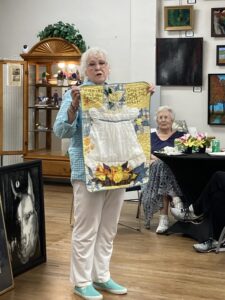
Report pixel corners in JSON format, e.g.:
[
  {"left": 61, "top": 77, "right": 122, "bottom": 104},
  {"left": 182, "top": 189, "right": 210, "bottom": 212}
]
[
  {"left": 164, "top": 5, "right": 194, "bottom": 31},
  {"left": 208, "top": 74, "right": 225, "bottom": 125},
  {"left": 0, "top": 200, "right": 14, "bottom": 295},
  {"left": 216, "top": 45, "right": 225, "bottom": 65},
  {"left": 156, "top": 38, "right": 203, "bottom": 86},
  {"left": 7, "top": 63, "right": 22, "bottom": 87},
  {"left": 211, "top": 8, "right": 225, "bottom": 37},
  {"left": 0, "top": 160, "right": 46, "bottom": 276}
]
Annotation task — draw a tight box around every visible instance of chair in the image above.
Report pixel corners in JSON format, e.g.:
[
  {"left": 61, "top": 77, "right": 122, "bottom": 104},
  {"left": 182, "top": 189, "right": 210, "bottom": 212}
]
[
  {"left": 118, "top": 186, "right": 142, "bottom": 231},
  {"left": 216, "top": 226, "right": 225, "bottom": 253}
]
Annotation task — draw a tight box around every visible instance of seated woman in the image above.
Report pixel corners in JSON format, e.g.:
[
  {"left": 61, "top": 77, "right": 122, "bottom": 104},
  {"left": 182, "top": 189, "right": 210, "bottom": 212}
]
[
  {"left": 171, "top": 171, "right": 225, "bottom": 253},
  {"left": 142, "top": 106, "right": 185, "bottom": 233}
]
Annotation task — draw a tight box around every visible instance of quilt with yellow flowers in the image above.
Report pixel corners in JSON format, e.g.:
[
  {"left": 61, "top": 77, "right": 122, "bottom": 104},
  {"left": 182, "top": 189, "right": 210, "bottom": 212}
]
[{"left": 80, "top": 81, "right": 151, "bottom": 192}]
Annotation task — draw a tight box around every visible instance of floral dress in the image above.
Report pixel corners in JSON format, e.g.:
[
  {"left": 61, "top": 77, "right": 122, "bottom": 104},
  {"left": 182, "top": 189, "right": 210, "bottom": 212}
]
[{"left": 142, "top": 131, "right": 185, "bottom": 229}]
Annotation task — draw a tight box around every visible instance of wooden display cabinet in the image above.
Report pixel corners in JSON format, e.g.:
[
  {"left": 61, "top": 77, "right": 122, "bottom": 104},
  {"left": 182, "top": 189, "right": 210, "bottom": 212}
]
[{"left": 21, "top": 38, "right": 81, "bottom": 179}]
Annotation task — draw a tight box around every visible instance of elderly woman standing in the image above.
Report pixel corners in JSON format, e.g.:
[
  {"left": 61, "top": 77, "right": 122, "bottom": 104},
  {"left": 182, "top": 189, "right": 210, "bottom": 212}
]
[
  {"left": 53, "top": 47, "right": 154, "bottom": 300},
  {"left": 142, "top": 106, "right": 185, "bottom": 233}
]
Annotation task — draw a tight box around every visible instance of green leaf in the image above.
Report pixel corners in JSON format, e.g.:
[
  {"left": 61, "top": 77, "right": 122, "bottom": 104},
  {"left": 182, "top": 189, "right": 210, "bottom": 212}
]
[{"left": 37, "top": 21, "right": 87, "bottom": 52}]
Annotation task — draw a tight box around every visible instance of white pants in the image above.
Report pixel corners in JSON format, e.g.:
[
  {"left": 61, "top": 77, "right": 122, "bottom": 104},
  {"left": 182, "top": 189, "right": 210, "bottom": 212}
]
[{"left": 70, "top": 181, "right": 125, "bottom": 287}]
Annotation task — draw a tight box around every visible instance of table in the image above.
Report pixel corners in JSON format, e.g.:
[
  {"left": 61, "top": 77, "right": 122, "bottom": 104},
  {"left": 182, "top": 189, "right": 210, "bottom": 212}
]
[{"left": 154, "top": 152, "right": 225, "bottom": 241}]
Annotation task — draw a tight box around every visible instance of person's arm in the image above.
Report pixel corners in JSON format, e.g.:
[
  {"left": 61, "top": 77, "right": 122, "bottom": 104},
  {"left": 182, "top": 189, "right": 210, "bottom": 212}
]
[
  {"left": 67, "top": 86, "right": 80, "bottom": 123},
  {"left": 53, "top": 88, "right": 80, "bottom": 139},
  {"left": 148, "top": 83, "right": 155, "bottom": 95}
]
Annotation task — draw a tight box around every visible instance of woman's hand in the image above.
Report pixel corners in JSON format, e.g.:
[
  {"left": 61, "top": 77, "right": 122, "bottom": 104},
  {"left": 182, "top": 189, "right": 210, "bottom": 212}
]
[
  {"left": 71, "top": 86, "right": 81, "bottom": 110},
  {"left": 67, "top": 86, "right": 81, "bottom": 123},
  {"left": 147, "top": 83, "right": 155, "bottom": 95},
  {"left": 150, "top": 154, "right": 158, "bottom": 161}
]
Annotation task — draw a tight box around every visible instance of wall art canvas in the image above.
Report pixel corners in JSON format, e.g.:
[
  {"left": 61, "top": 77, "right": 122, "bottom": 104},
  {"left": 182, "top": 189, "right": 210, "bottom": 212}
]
[
  {"left": 156, "top": 37, "right": 203, "bottom": 86},
  {"left": 208, "top": 74, "right": 225, "bottom": 125},
  {"left": 80, "top": 82, "right": 151, "bottom": 192},
  {"left": 0, "top": 160, "right": 46, "bottom": 276},
  {"left": 164, "top": 5, "right": 194, "bottom": 31},
  {"left": 216, "top": 45, "right": 225, "bottom": 65},
  {"left": 7, "top": 64, "right": 22, "bottom": 86},
  {"left": 0, "top": 200, "right": 14, "bottom": 295},
  {"left": 211, "top": 8, "right": 225, "bottom": 37}
]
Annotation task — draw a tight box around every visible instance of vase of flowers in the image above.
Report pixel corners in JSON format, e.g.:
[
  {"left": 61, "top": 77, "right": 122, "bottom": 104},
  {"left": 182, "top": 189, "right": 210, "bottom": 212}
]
[
  {"left": 194, "top": 133, "right": 215, "bottom": 153},
  {"left": 175, "top": 133, "right": 196, "bottom": 153},
  {"left": 57, "top": 70, "right": 67, "bottom": 86},
  {"left": 184, "top": 146, "right": 193, "bottom": 154},
  {"left": 175, "top": 133, "right": 215, "bottom": 154},
  {"left": 68, "top": 70, "right": 82, "bottom": 86}
]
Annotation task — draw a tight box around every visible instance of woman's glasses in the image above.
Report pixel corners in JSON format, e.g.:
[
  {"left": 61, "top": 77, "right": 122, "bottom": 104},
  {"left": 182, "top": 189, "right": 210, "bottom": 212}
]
[{"left": 87, "top": 60, "right": 107, "bottom": 69}]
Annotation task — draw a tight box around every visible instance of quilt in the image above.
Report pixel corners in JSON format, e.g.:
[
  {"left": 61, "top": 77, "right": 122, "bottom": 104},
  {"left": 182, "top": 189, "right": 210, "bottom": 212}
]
[{"left": 80, "top": 81, "right": 151, "bottom": 192}]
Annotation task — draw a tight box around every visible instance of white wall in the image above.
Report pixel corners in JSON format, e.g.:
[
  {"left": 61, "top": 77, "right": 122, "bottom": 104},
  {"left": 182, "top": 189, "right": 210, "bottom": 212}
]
[
  {"left": 0, "top": 0, "right": 224, "bottom": 146},
  {"left": 0, "top": 0, "right": 156, "bottom": 83},
  {"left": 158, "top": 0, "right": 225, "bottom": 147}
]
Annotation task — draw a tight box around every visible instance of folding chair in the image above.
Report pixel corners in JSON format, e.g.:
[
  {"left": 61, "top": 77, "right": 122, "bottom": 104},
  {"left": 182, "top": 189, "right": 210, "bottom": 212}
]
[
  {"left": 118, "top": 186, "right": 142, "bottom": 231},
  {"left": 216, "top": 226, "right": 225, "bottom": 253}
]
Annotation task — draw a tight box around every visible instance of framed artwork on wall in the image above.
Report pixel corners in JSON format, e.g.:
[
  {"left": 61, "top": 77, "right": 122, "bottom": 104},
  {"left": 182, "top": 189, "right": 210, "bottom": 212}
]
[
  {"left": 208, "top": 74, "right": 225, "bottom": 125},
  {"left": 156, "top": 37, "right": 203, "bottom": 86},
  {"left": 0, "top": 160, "right": 46, "bottom": 276},
  {"left": 164, "top": 5, "right": 194, "bottom": 31},
  {"left": 216, "top": 45, "right": 225, "bottom": 65},
  {"left": 211, "top": 8, "right": 225, "bottom": 37},
  {"left": 0, "top": 200, "right": 14, "bottom": 295}
]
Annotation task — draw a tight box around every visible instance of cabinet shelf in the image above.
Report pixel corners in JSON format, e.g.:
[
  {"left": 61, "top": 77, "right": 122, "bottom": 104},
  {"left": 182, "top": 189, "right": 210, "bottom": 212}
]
[
  {"left": 28, "top": 106, "right": 60, "bottom": 110},
  {"left": 30, "top": 129, "right": 53, "bottom": 133},
  {"left": 35, "top": 83, "right": 73, "bottom": 88}
]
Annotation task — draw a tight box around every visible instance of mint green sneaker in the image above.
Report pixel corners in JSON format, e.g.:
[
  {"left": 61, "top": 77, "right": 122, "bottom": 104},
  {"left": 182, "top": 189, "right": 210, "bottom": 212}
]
[
  {"left": 93, "top": 278, "right": 127, "bottom": 295},
  {"left": 74, "top": 284, "right": 103, "bottom": 300}
]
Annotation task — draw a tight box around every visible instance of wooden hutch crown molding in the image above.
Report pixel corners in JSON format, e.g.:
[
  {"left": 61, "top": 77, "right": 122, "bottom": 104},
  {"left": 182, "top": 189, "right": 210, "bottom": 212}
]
[{"left": 20, "top": 37, "right": 81, "bottom": 62}]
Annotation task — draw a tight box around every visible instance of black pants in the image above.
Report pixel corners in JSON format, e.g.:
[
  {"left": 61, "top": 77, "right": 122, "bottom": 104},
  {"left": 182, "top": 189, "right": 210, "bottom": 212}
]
[{"left": 193, "top": 171, "right": 225, "bottom": 240}]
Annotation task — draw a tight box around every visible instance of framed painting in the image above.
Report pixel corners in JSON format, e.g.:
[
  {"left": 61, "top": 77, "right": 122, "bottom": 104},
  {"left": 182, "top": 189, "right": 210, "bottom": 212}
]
[
  {"left": 208, "top": 74, "right": 225, "bottom": 125},
  {"left": 156, "top": 38, "right": 203, "bottom": 86},
  {"left": 0, "top": 200, "right": 14, "bottom": 295},
  {"left": 0, "top": 160, "right": 46, "bottom": 276},
  {"left": 164, "top": 5, "right": 194, "bottom": 31},
  {"left": 216, "top": 45, "right": 225, "bottom": 65},
  {"left": 211, "top": 8, "right": 225, "bottom": 37},
  {"left": 80, "top": 82, "right": 151, "bottom": 192}
]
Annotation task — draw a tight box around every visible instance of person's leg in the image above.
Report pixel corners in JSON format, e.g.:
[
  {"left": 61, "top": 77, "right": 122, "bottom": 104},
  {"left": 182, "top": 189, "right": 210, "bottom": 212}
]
[
  {"left": 211, "top": 190, "right": 225, "bottom": 240},
  {"left": 171, "top": 171, "right": 225, "bottom": 222},
  {"left": 156, "top": 195, "right": 170, "bottom": 234},
  {"left": 194, "top": 171, "right": 225, "bottom": 216},
  {"left": 70, "top": 181, "right": 106, "bottom": 287},
  {"left": 160, "top": 196, "right": 169, "bottom": 215},
  {"left": 192, "top": 190, "right": 225, "bottom": 253},
  {"left": 92, "top": 188, "right": 125, "bottom": 282},
  {"left": 92, "top": 188, "right": 127, "bottom": 295}
]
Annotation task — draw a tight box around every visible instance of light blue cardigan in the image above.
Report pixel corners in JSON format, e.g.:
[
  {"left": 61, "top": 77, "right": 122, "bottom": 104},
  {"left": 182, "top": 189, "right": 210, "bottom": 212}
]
[{"left": 53, "top": 81, "right": 95, "bottom": 182}]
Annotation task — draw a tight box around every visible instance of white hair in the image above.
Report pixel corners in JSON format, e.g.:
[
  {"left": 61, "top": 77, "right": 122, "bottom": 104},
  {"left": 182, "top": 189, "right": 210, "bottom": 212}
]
[
  {"left": 80, "top": 47, "right": 110, "bottom": 80},
  {"left": 155, "top": 105, "right": 175, "bottom": 122}
]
